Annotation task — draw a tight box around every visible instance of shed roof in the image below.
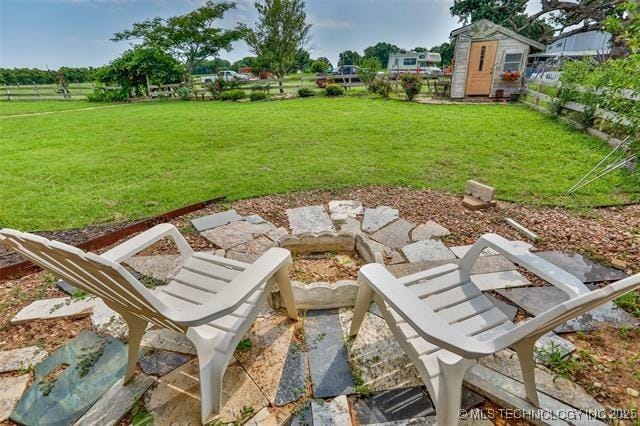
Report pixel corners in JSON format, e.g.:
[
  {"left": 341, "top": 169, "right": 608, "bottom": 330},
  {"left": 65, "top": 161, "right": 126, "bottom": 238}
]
[{"left": 450, "top": 19, "right": 545, "bottom": 51}]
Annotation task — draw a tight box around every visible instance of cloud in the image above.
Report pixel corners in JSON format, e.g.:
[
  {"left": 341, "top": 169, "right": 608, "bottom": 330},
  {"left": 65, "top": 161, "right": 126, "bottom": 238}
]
[{"left": 312, "top": 19, "right": 352, "bottom": 29}]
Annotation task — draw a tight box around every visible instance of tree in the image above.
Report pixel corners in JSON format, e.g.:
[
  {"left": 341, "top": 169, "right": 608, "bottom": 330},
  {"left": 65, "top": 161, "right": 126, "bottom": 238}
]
[
  {"left": 242, "top": 0, "right": 312, "bottom": 93},
  {"left": 338, "top": 50, "right": 362, "bottom": 67},
  {"left": 429, "top": 42, "right": 455, "bottom": 66},
  {"left": 363, "top": 42, "right": 405, "bottom": 66},
  {"left": 310, "top": 60, "right": 330, "bottom": 73},
  {"left": 315, "top": 57, "right": 333, "bottom": 69},
  {"left": 358, "top": 57, "right": 382, "bottom": 92},
  {"left": 96, "top": 46, "right": 185, "bottom": 97},
  {"left": 294, "top": 49, "right": 312, "bottom": 71},
  {"left": 192, "top": 58, "right": 232, "bottom": 75},
  {"left": 112, "top": 1, "right": 243, "bottom": 75}
]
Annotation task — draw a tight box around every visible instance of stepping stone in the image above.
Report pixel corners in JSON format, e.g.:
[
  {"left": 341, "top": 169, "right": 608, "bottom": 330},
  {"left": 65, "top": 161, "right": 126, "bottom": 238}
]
[
  {"left": 234, "top": 315, "right": 297, "bottom": 404},
  {"left": 356, "top": 235, "right": 405, "bottom": 265},
  {"left": 244, "top": 214, "right": 267, "bottom": 224},
  {"left": 11, "top": 330, "right": 127, "bottom": 425},
  {"left": 534, "top": 333, "right": 576, "bottom": 362},
  {"left": 311, "top": 395, "right": 352, "bottom": 425},
  {"left": 411, "top": 221, "right": 450, "bottom": 240},
  {"left": 339, "top": 218, "right": 363, "bottom": 235},
  {"left": 339, "top": 309, "right": 421, "bottom": 392},
  {"left": 286, "top": 205, "right": 335, "bottom": 235},
  {"left": 125, "top": 255, "right": 182, "bottom": 281},
  {"left": 90, "top": 300, "right": 129, "bottom": 340},
  {"left": 266, "top": 226, "right": 289, "bottom": 243},
  {"left": 191, "top": 209, "right": 243, "bottom": 232},
  {"left": 329, "top": 200, "right": 363, "bottom": 221},
  {"left": 0, "top": 346, "right": 48, "bottom": 373},
  {"left": 362, "top": 206, "right": 399, "bottom": 233},
  {"left": 386, "top": 256, "right": 516, "bottom": 278},
  {"left": 73, "top": 374, "right": 155, "bottom": 425},
  {"left": 350, "top": 386, "right": 435, "bottom": 424},
  {"left": 226, "top": 236, "right": 276, "bottom": 263},
  {"left": 401, "top": 240, "right": 456, "bottom": 263},
  {"left": 274, "top": 344, "right": 307, "bottom": 406},
  {"left": 146, "top": 359, "right": 268, "bottom": 424},
  {"left": 536, "top": 251, "right": 628, "bottom": 283},
  {"left": 449, "top": 245, "right": 500, "bottom": 258},
  {"left": 245, "top": 406, "right": 281, "bottom": 425},
  {"left": 141, "top": 329, "right": 197, "bottom": 355},
  {"left": 202, "top": 221, "right": 276, "bottom": 249},
  {"left": 476, "top": 349, "right": 603, "bottom": 415},
  {"left": 139, "top": 350, "right": 191, "bottom": 376},
  {"left": 285, "top": 402, "right": 312, "bottom": 425},
  {"left": 11, "top": 296, "right": 99, "bottom": 324},
  {"left": 56, "top": 280, "right": 78, "bottom": 295},
  {"left": 496, "top": 286, "right": 638, "bottom": 333},
  {"left": 304, "top": 309, "right": 354, "bottom": 398},
  {"left": 0, "top": 375, "right": 29, "bottom": 423},
  {"left": 470, "top": 270, "right": 531, "bottom": 291},
  {"left": 371, "top": 219, "right": 416, "bottom": 249},
  {"left": 485, "top": 294, "right": 518, "bottom": 321}
]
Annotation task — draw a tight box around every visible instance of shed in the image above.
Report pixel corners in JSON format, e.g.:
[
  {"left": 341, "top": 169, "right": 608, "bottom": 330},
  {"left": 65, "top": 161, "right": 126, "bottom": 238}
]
[{"left": 449, "top": 20, "right": 545, "bottom": 99}]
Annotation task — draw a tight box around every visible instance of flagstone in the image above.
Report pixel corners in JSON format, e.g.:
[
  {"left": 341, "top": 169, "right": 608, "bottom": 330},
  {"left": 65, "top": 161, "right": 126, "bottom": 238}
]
[
  {"left": 304, "top": 309, "right": 355, "bottom": 398},
  {"left": 246, "top": 407, "right": 279, "bottom": 426},
  {"left": 266, "top": 226, "right": 289, "bottom": 243},
  {"left": 226, "top": 236, "right": 276, "bottom": 263},
  {"left": 56, "top": 280, "right": 78, "bottom": 295},
  {"left": 339, "top": 218, "right": 363, "bottom": 235},
  {"left": 470, "top": 270, "right": 531, "bottom": 291},
  {"left": 371, "top": 219, "right": 416, "bottom": 249},
  {"left": 244, "top": 214, "right": 267, "bottom": 224},
  {"left": 11, "top": 330, "right": 127, "bottom": 425},
  {"left": 534, "top": 333, "right": 576, "bottom": 362},
  {"left": 0, "top": 346, "right": 48, "bottom": 373},
  {"left": 191, "top": 209, "right": 243, "bottom": 231},
  {"left": 146, "top": 359, "right": 268, "bottom": 424},
  {"left": 201, "top": 221, "right": 276, "bottom": 249},
  {"left": 139, "top": 350, "right": 192, "bottom": 376},
  {"left": 356, "top": 235, "right": 405, "bottom": 265},
  {"left": 350, "top": 386, "right": 435, "bottom": 425},
  {"left": 362, "top": 206, "right": 399, "bottom": 233},
  {"left": 339, "top": 309, "right": 422, "bottom": 392},
  {"left": 124, "top": 255, "right": 182, "bottom": 281},
  {"left": 73, "top": 374, "right": 155, "bottom": 425},
  {"left": 329, "top": 200, "right": 363, "bottom": 221},
  {"left": 90, "top": 300, "right": 129, "bottom": 340},
  {"left": 274, "top": 343, "right": 308, "bottom": 406},
  {"left": 401, "top": 240, "right": 456, "bottom": 263},
  {"left": 449, "top": 245, "right": 500, "bottom": 258},
  {"left": 411, "top": 221, "right": 450, "bottom": 240},
  {"left": 0, "top": 375, "right": 29, "bottom": 422},
  {"left": 386, "top": 255, "right": 516, "bottom": 278},
  {"left": 536, "top": 251, "right": 627, "bottom": 283},
  {"left": 11, "top": 296, "right": 98, "bottom": 324},
  {"left": 286, "top": 205, "right": 335, "bottom": 235},
  {"left": 285, "top": 402, "right": 313, "bottom": 425},
  {"left": 141, "top": 328, "right": 196, "bottom": 355},
  {"left": 496, "top": 286, "right": 638, "bottom": 332},
  {"left": 234, "top": 315, "right": 297, "bottom": 404},
  {"left": 311, "top": 395, "right": 352, "bottom": 426}
]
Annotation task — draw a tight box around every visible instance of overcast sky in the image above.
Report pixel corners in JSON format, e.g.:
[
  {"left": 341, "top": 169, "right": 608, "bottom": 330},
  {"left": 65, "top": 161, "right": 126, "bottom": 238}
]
[{"left": 0, "top": 0, "right": 467, "bottom": 69}]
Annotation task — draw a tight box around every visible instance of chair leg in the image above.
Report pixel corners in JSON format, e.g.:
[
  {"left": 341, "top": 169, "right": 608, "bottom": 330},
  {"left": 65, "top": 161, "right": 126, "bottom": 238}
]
[
  {"left": 434, "top": 357, "right": 476, "bottom": 426},
  {"left": 122, "top": 313, "right": 147, "bottom": 383},
  {"left": 275, "top": 266, "right": 298, "bottom": 320},
  {"left": 350, "top": 278, "right": 374, "bottom": 337},
  {"left": 513, "top": 338, "right": 541, "bottom": 407},
  {"left": 197, "top": 355, "right": 225, "bottom": 424}
]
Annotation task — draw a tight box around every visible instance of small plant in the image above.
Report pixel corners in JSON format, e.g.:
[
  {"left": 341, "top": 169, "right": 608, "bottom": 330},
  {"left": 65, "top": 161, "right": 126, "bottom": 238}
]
[
  {"left": 220, "top": 89, "right": 246, "bottom": 101},
  {"left": 324, "top": 84, "right": 344, "bottom": 97},
  {"left": 352, "top": 367, "right": 373, "bottom": 396},
  {"left": 175, "top": 86, "right": 193, "bottom": 101},
  {"left": 71, "top": 289, "right": 88, "bottom": 300},
  {"left": 180, "top": 225, "right": 197, "bottom": 235},
  {"left": 131, "top": 399, "right": 154, "bottom": 425},
  {"left": 535, "top": 342, "right": 581, "bottom": 379},
  {"left": 548, "top": 98, "right": 564, "bottom": 116},
  {"left": 369, "top": 77, "right": 392, "bottom": 98},
  {"left": 297, "top": 87, "right": 316, "bottom": 97},
  {"left": 249, "top": 91, "right": 267, "bottom": 101},
  {"left": 400, "top": 73, "right": 422, "bottom": 100},
  {"left": 87, "top": 85, "right": 129, "bottom": 102},
  {"left": 76, "top": 341, "right": 107, "bottom": 377},
  {"left": 615, "top": 291, "right": 640, "bottom": 317},
  {"left": 236, "top": 338, "right": 253, "bottom": 353},
  {"left": 139, "top": 275, "right": 165, "bottom": 289}
]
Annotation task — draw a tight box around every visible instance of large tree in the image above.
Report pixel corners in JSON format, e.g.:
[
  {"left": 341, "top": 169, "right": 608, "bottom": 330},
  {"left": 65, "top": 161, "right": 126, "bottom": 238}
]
[
  {"left": 363, "top": 42, "right": 405, "bottom": 67},
  {"left": 112, "top": 1, "right": 243, "bottom": 74},
  {"left": 242, "top": 0, "right": 312, "bottom": 93},
  {"left": 338, "top": 50, "right": 362, "bottom": 67}
]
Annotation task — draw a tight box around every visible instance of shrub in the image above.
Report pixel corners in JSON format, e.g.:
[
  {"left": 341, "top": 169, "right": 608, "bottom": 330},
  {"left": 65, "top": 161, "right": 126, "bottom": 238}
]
[
  {"left": 310, "top": 60, "right": 329, "bottom": 73},
  {"left": 86, "top": 86, "right": 129, "bottom": 102},
  {"left": 297, "top": 87, "right": 316, "bottom": 97},
  {"left": 400, "top": 73, "right": 422, "bottom": 100},
  {"left": 176, "top": 86, "right": 193, "bottom": 100},
  {"left": 369, "top": 77, "right": 392, "bottom": 98},
  {"left": 220, "top": 89, "right": 246, "bottom": 101},
  {"left": 250, "top": 91, "right": 267, "bottom": 101},
  {"left": 325, "top": 84, "right": 344, "bottom": 97}
]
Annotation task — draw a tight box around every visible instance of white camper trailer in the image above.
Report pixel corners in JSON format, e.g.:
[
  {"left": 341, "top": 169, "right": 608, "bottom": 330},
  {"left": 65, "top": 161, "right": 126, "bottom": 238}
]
[{"left": 387, "top": 51, "right": 442, "bottom": 77}]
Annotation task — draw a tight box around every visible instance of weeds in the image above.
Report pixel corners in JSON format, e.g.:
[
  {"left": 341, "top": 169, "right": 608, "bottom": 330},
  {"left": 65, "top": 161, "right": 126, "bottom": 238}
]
[
  {"left": 236, "top": 338, "right": 253, "bottom": 353},
  {"left": 131, "top": 400, "right": 154, "bottom": 426},
  {"left": 615, "top": 292, "right": 640, "bottom": 318},
  {"left": 76, "top": 341, "right": 107, "bottom": 377},
  {"left": 535, "top": 342, "right": 582, "bottom": 379}
]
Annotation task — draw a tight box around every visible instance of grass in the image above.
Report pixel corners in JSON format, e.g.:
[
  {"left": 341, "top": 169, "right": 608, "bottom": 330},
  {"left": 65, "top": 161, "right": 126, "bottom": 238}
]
[
  {"left": 0, "top": 100, "right": 114, "bottom": 116},
  {"left": 1, "top": 97, "right": 638, "bottom": 230}
]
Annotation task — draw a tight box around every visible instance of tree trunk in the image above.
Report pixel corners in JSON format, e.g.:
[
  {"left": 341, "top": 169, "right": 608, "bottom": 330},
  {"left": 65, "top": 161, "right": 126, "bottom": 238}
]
[{"left": 279, "top": 79, "right": 284, "bottom": 94}]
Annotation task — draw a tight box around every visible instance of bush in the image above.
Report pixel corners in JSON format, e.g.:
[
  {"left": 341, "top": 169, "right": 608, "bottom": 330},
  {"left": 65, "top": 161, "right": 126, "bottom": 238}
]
[
  {"left": 176, "top": 86, "right": 193, "bottom": 100},
  {"left": 220, "top": 89, "right": 246, "bottom": 101},
  {"left": 250, "top": 91, "right": 267, "bottom": 101},
  {"left": 297, "top": 87, "right": 316, "bottom": 97},
  {"left": 369, "top": 77, "right": 392, "bottom": 98},
  {"left": 400, "top": 74, "right": 422, "bottom": 100},
  {"left": 86, "top": 86, "right": 129, "bottom": 102},
  {"left": 325, "top": 84, "right": 344, "bottom": 97}
]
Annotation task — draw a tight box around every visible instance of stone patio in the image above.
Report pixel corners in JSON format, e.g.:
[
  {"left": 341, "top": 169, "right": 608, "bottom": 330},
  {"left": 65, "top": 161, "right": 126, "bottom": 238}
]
[{"left": 2, "top": 200, "right": 631, "bottom": 425}]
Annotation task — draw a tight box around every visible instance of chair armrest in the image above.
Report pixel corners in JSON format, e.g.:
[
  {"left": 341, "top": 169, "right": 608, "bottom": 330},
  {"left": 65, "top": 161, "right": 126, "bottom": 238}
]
[
  {"left": 359, "top": 263, "right": 496, "bottom": 359},
  {"left": 166, "top": 248, "right": 292, "bottom": 327},
  {"left": 459, "top": 233, "right": 589, "bottom": 298},
  {"left": 101, "top": 223, "right": 194, "bottom": 264}
]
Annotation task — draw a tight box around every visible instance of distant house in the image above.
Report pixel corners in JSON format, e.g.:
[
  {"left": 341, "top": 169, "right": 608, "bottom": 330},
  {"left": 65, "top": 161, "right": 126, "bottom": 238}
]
[
  {"left": 387, "top": 51, "right": 442, "bottom": 76},
  {"left": 449, "top": 20, "right": 545, "bottom": 99}
]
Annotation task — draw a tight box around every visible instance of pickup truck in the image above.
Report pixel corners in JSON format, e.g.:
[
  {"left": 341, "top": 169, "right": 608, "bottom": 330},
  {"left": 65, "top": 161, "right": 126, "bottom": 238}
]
[
  {"left": 315, "top": 65, "right": 361, "bottom": 88},
  {"left": 200, "top": 71, "right": 250, "bottom": 83}
]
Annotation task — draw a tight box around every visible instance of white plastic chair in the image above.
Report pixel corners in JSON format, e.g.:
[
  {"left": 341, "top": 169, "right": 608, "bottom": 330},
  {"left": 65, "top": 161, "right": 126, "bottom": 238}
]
[
  {"left": 0, "top": 224, "right": 298, "bottom": 424},
  {"left": 350, "top": 233, "right": 640, "bottom": 426}
]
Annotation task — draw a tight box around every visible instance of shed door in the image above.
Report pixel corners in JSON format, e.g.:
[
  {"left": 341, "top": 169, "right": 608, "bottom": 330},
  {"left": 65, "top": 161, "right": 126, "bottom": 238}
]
[{"left": 465, "top": 41, "right": 497, "bottom": 96}]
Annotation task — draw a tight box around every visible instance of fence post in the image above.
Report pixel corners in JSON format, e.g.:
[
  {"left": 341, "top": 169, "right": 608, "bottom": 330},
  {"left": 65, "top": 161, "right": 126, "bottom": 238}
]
[
  {"left": 33, "top": 82, "right": 40, "bottom": 98},
  {"left": 5, "top": 85, "right": 12, "bottom": 101}
]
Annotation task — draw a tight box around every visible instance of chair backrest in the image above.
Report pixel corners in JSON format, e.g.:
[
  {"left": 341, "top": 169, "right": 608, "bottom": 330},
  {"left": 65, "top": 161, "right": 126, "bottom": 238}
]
[
  {"left": 497, "top": 273, "right": 640, "bottom": 345},
  {"left": 0, "top": 228, "right": 185, "bottom": 332}
]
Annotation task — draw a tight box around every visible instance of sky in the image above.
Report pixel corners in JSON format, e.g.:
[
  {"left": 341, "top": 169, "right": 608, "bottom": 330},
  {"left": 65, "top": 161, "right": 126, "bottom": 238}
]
[{"left": 0, "top": 0, "right": 463, "bottom": 69}]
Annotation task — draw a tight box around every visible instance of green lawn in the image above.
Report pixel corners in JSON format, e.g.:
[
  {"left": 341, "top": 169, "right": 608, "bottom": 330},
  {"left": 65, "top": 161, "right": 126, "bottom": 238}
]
[
  {"left": 0, "top": 100, "right": 114, "bottom": 116},
  {"left": 1, "top": 97, "right": 637, "bottom": 230}
]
